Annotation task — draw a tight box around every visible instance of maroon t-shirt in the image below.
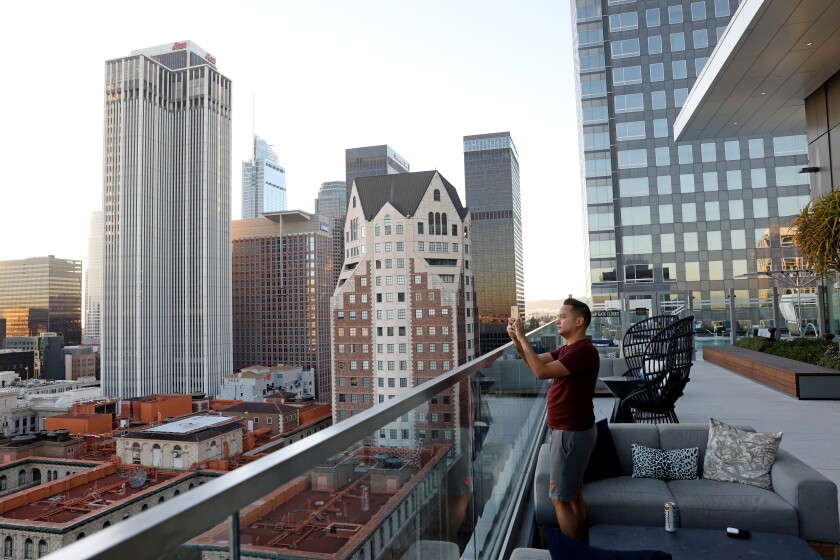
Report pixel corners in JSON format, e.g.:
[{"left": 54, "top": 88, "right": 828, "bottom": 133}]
[{"left": 546, "top": 339, "right": 599, "bottom": 431}]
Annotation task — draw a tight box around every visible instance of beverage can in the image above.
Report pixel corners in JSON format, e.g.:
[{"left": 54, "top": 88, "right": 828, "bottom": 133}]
[{"left": 664, "top": 502, "right": 678, "bottom": 532}]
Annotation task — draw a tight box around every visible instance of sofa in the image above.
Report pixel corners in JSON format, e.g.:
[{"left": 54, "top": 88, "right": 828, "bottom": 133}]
[
  {"left": 533, "top": 423, "right": 839, "bottom": 545},
  {"left": 596, "top": 357, "right": 626, "bottom": 391}
]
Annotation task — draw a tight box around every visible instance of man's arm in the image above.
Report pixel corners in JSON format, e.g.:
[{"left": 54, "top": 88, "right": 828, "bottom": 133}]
[{"left": 508, "top": 319, "right": 573, "bottom": 379}]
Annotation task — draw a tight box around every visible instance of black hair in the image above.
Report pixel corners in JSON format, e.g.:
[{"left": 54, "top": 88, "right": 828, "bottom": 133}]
[{"left": 563, "top": 298, "right": 592, "bottom": 328}]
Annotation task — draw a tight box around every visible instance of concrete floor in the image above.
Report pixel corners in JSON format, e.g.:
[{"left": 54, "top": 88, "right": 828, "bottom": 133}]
[{"left": 673, "top": 352, "right": 840, "bottom": 528}]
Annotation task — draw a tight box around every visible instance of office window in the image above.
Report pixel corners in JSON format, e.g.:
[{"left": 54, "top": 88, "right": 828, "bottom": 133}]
[
  {"left": 649, "top": 62, "right": 664, "bottom": 82},
  {"left": 663, "top": 263, "right": 678, "bottom": 281},
  {"left": 748, "top": 139, "right": 765, "bottom": 158},
  {"left": 672, "top": 60, "right": 687, "bottom": 79},
  {"left": 610, "top": 11, "right": 638, "bottom": 31},
  {"left": 674, "top": 88, "right": 688, "bottom": 107},
  {"left": 577, "top": 1, "right": 602, "bottom": 21},
  {"left": 653, "top": 118, "right": 669, "bottom": 138},
  {"left": 580, "top": 73, "right": 607, "bottom": 98},
  {"left": 578, "top": 22, "right": 604, "bottom": 46},
  {"left": 659, "top": 204, "right": 674, "bottom": 223},
  {"left": 646, "top": 8, "right": 660, "bottom": 27},
  {"left": 668, "top": 5, "right": 683, "bottom": 23},
  {"left": 615, "top": 93, "right": 644, "bottom": 113},
  {"left": 729, "top": 200, "right": 744, "bottom": 219},
  {"left": 685, "top": 262, "right": 701, "bottom": 281},
  {"left": 582, "top": 99, "right": 609, "bottom": 123},
  {"left": 701, "top": 143, "right": 716, "bottom": 162},
  {"left": 623, "top": 235, "right": 653, "bottom": 254},
  {"left": 684, "top": 232, "right": 699, "bottom": 251},
  {"left": 657, "top": 176, "right": 672, "bottom": 195},
  {"left": 751, "top": 168, "right": 767, "bottom": 188},
  {"left": 753, "top": 198, "right": 769, "bottom": 218},
  {"left": 586, "top": 152, "right": 612, "bottom": 177},
  {"left": 621, "top": 206, "right": 651, "bottom": 226},
  {"left": 671, "top": 32, "right": 686, "bottom": 51},
  {"left": 660, "top": 233, "right": 676, "bottom": 252},
  {"left": 584, "top": 126, "right": 610, "bottom": 150},
  {"left": 773, "top": 135, "right": 807, "bottom": 156},
  {"left": 616, "top": 120, "right": 646, "bottom": 140},
  {"left": 648, "top": 35, "right": 663, "bottom": 55},
  {"left": 587, "top": 182, "right": 612, "bottom": 203},
  {"left": 588, "top": 207, "right": 614, "bottom": 231},
  {"left": 691, "top": 1, "right": 706, "bottom": 20},
  {"left": 716, "top": 26, "right": 726, "bottom": 41},
  {"left": 755, "top": 229, "right": 771, "bottom": 248},
  {"left": 618, "top": 149, "right": 648, "bottom": 168},
  {"left": 680, "top": 174, "right": 695, "bottom": 193},
  {"left": 625, "top": 264, "right": 654, "bottom": 282},
  {"left": 651, "top": 91, "right": 666, "bottom": 110},
  {"left": 693, "top": 29, "right": 709, "bottom": 49},
  {"left": 727, "top": 169, "right": 742, "bottom": 190},
  {"left": 682, "top": 202, "right": 697, "bottom": 221},
  {"left": 732, "top": 259, "right": 747, "bottom": 277},
  {"left": 705, "top": 201, "right": 721, "bottom": 221},
  {"left": 778, "top": 195, "right": 810, "bottom": 216},
  {"left": 613, "top": 66, "right": 642, "bottom": 85},
  {"left": 724, "top": 140, "right": 740, "bottom": 160},
  {"left": 702, "top": 171, "right": 718, "bottom": 191},
  {"left": 695, "top": 57, "right": 708, "bottom": 75},
  {"left": 611, "top": 38, "right": 641, "bottom": 58},
  {"left": 707, "top": 231, "right": 723, "bottom": 250},
  {"left": 709, "top": 261, "right": 724, "bottom": 280},
  {"left": 731, "top": 230, "right": 746, "bottom": 249},
  {"left": 678, "top": 145, "right": 693, "bottom": 164},
  {"left": 619, "top": 177, "right": 649, "bottom": 197},
  {"left": 715, "top": 0, "right": 730, "bottom": 17},
  {"left": 776, "top": 166, "right": 808, "bottom": 186},
  {"left": 655, "top": 146, "right": 670, "bottom": 166}
]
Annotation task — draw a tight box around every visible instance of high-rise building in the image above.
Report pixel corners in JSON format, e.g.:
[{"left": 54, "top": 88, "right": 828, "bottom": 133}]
[
  {"left": 85, "top": 211, "right": 102, "bottom": 339},
  {"left": 2, "top": 333, "right": 64, "bottom": 379},
  {"left": 572, "top": 0, "right": 810, "bottom": 326},
  {"left": 464, "top": 132, "right": 524, "bottom": 354},
  {"left": 0, "top": 256, "right": 82, "bottom": 345},
  {"left": 315, "top": 181, "right": 348, "bottom": 292},
  {"left": 332, "top": 171, "right": 478, "bottom": 449},
  {"left": 232, "top": 211, "right": 334, "bottom": 402},
  {"left": 242, "top": 135, "right": 287, "bottom": 219},
  {"left": 102, "top": 41, "right": 232, "bottom": 399},
  {"left": 345, "top": 145, "right": 410, "bottom": 203}
]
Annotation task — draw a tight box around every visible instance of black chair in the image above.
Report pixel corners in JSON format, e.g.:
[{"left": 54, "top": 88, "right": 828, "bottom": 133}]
[
  {"left": 621, "top": 315, "right": 681, "bottom": 379},
  {"left": 620, "top": 316, "right": 695, "bottom": 424}
]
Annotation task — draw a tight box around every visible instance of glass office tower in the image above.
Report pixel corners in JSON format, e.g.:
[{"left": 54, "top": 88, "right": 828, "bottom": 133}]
[
  {"left": 464, "top": 132, "right": 524, "bottom": 354},
  {"left": 345, "top": 145, "right": 410, "bottom": 203},
  {"left": 242, "top": 135, "right": 286, "bottom": 219},
  {"left": 0, "top": 256, "right": 82, "bottom": 345},
  {"left": 85, "top": 211, "right": 102, "bottom": 339},
  {"left": 573, "top": 0, "right": 810, "bottom": 328}
]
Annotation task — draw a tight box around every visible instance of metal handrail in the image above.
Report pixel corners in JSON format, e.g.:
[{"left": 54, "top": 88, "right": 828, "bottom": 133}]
[{"left": 46, "top": 325, "right": 550, "bottom": 560}]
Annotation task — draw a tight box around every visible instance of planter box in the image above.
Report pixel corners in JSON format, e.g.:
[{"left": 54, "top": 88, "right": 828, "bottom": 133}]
[{"left": 704, "top": 346, "right": 840, "bottom": 399}]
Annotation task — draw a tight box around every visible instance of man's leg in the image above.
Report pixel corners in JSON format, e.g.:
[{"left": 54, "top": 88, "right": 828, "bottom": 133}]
[{"left": 552, "top": 492, "right": 587, "bottom": 542}]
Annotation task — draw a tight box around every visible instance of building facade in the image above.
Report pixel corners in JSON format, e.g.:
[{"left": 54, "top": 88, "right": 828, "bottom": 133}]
[
  {"left": 232, "top": 211, "right": 333, "bottom": 401},
  {"left": 84, "top": 211, "right": 102, "bottom": 340},
  {"left": 315, "top": 181, "right": 348, "bottom": 293},
  {"left": 3, "top": 334, "right": 64, "bottom": 380},
  {"left": 242, "top": 135, "right": 286, "bottom": 219},
  {"left": 345, "top": 145, "right": 410, "bottom": 202},
  {"left": 463, "top": 132, "right": 524, "bottom": 354},
  {"left": 331, "top": 171, "right": 478, "bottom": 451},
  {"left": 102, "top": 41, "right": 232, "bottom": 399},
  {"left": 0, "top": 256, "right": 82, "bottom": 345},
  {"left": 573, "top": 0, "right": 810, "bottom": 328}
]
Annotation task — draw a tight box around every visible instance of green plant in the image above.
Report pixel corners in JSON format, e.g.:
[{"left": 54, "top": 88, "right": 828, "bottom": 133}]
[
  {"left": 763, "top": 338, "right": 832, "bottom": 363},
  {"left": 735, "top": 337, "right": 773, "bottom": 352},
  {"left": 792, "top": 188, "right": 840, "bottom": 276}
]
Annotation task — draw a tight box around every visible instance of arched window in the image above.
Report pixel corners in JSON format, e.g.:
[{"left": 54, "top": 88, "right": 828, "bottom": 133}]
[
  {"left": 53, "top": 471, "right": 57, "bottom": 480},
  {"left": 464, "top": 226, "right": 468, "bottom": 238},
  {"left": 0, "top": 475, "right": 6, "bottom": 491},
  {"left": 141, "top": 504, "right": 149, "bottom": 511},
  {"left": 4, "top": 537, "right": 12, "bottom": 558},
  {"left": 76, "top": 533, "right": 85, "bottom": 540},
  {"left": 38, "top": 540, "right": 47, "bottom": 557},
  {"left": 103, "top": 521, "right": 111, "bottom": 528},
  {"left": 32, "top": 469, "right": 40, "bottom": 485},
  {"left": 433, "top": 189, "right": 441, "bottom": 201},
  {"left": 174, "top": 489, "right": 180, "bottom": 496},
  {"left": 374, "top": 224, "right": 380, "bottom": 236},
  {"left": 132, "top": 442, "right": 141, "bottom": 465},
  {"left": 159, "top": 496, "right": 165, "bottom": 503},
  {"left": 19, "top": 469, "right": 26, "bottom": 485},
  {"left": 189, "top": 483, "right": 195, "bottom": 490},
  {"left": 435, "top": 213, "right": 441, "bottom": 235},
  {"left": 384, "top": 215, "right": 392, "bottom": 235},
  {"left": 428, "top": 212, "right": 434, "bottom": 234},
  {"left": 441, "top": 214, "right": 447, "bottom": 236},
  {"left": 352, "top": 196, "right": 356, "bottom": 208},
  {"left": 396, "top": 222, "right": 403, "bottom": 235},
  {"left": 24, "top": 538, "right": 33, "bottom": 560},
  {"left": 47, "top": 471, "right": 51, "bottom": 482}
]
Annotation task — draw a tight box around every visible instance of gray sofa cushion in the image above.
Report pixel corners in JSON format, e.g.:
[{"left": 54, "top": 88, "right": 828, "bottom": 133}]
[
  {"left": 608, "top": 424, "right": 660, "bottom": 476},
  {"left": 510, "top": 549, "right": 551, "bottom": 560},
  {"left": 667, "top": 478, "right": 798, "bottom": 536},
  {"left": 585, "top": 476, "right": 675, "bottom": 527}
]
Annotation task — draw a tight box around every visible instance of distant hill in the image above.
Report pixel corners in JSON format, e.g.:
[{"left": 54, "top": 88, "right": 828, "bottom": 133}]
[{"left": 525, "top": 300, "right": 564, "bottom": 316}]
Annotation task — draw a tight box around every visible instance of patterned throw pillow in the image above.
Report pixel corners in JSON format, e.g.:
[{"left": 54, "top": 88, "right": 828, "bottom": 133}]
[
  {"left": 632, "top": 444, "right": 699, "bottom": 481},
  {"left": 703, "top": 418, "right": 782, "bottom": 490}
]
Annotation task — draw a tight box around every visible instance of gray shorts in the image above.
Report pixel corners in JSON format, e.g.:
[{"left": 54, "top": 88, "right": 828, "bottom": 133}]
[{"left": 549, "top": 426, "right": 597, "bottom": 502}]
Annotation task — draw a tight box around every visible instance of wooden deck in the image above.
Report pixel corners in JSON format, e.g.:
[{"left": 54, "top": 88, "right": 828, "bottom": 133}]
[{"left": 703, "top": 346, "right": 840, "bottom": 399}]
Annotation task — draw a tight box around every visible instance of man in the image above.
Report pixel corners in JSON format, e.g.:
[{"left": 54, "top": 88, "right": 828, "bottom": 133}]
[{"left": 508, "top": 298, "right": 599, "bottom": 542}]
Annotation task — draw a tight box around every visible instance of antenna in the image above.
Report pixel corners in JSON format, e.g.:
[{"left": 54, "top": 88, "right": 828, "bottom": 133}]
[{"left": 252, "top": 91, "right": 255, "bottom": 143}]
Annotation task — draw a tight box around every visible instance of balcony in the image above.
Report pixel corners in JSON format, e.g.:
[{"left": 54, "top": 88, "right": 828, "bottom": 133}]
[{"left": 43, "top": 322, "right": 840, "bottom": 559}]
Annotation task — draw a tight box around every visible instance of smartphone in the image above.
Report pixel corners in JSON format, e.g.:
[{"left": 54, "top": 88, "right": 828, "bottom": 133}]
[{"left": 510, "top": 305, "right": 519, "bottom": 320}]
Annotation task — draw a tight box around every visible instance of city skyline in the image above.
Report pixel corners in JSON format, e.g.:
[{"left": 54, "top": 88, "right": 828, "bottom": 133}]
[{"left": 0, "top": 1, "right": 580, "bottom": 302}]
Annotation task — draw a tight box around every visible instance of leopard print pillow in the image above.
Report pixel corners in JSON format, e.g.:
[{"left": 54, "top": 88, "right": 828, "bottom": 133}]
[{"left": 632, "top": 444, "right": 699, "bottom": 480}]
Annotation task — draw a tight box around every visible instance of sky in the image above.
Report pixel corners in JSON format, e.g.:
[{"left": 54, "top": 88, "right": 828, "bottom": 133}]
[{"left": 0, "top": 0, "right": 586, "bottom": 302}]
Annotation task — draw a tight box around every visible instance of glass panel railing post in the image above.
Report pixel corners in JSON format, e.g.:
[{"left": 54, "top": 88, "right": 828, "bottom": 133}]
[{"left": 229, "top": 511, "right": 240, "bottom": 560}]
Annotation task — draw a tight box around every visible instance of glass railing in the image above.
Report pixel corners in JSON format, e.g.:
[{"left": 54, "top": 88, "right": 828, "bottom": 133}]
[{"left": 45, "top": 323, "right": 558, "bottom": 560}]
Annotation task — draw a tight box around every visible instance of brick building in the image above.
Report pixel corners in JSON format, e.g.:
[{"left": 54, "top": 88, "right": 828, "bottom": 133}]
[{"left": 331, "top": 171, "right": 478, "bottom": 449}]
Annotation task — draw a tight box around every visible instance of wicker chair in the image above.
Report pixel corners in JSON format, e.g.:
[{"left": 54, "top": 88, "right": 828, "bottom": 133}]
[
  {"left": 620, "top": 315, "right": 682, "bottom": 379},
  {"left": 620, "top": 316, "right": 695, "bottom": 424}
]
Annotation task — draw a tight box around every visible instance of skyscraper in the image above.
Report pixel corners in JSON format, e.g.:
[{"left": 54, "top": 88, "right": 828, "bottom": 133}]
[
  {"left": 573, "top": 0, "right": 810, "bottom": 326},
  {"left": 345, "top": 145, "right": 410, "bottom": 203},
  {"left": 0, "top": 256, "right": 82, "bottom": 345},
  {"left": 102, "top": 41, "right": 232, "bottom": 399},
  {"left": 85, "top": 211, "right": 102, "bottom": 340},
  {"left": 464, "top": 132, "right": 524, "bottom": 354},
  {"left": 332, "top": 171, "right": 478, "bottom": 448},
  {"left": 242, "top": 135, "right": 286, "bottom": 219},
  {"left": 315, "top": 181, "right": 347, "bottom": 292},
  {"left": 232, "top": 211, "right": 334, "bottom": 402}
]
